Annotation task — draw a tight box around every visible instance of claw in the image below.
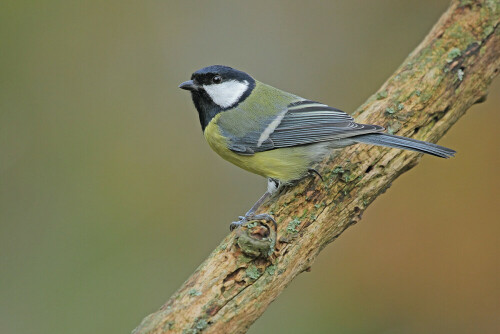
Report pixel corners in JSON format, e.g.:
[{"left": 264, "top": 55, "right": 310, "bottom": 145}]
[
  {"left": 229, "top": 213, "right": 277, "bottom": 231},
  {"left": 251, "top": 214, "right": 277, "bottom": 230},
  {"left": 230, "top": 216, "right": 249, "bottom": 231},
  {"left": 229, "top": 220, "right": 244, "bottom": 231},
  {"left": 308, "top": 168, "right": 324, "bottom": 181}
]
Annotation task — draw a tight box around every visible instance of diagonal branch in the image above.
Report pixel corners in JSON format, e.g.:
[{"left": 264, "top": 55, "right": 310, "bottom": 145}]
[{"left": 134, "top": 1, "right": 499, "bottom": 333}]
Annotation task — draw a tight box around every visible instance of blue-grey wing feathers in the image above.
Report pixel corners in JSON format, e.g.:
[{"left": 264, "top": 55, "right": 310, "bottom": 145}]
[
  {"left": 228, "top": 100, "right": 383, "bottom": 153},
  {"left": 227, "top": 99, "right": 455, "bottom": 158}
]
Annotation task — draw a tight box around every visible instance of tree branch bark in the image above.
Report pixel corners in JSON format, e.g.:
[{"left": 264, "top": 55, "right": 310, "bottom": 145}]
[{"left": 134, "top": 1, "right": 499, "bottom": 333}]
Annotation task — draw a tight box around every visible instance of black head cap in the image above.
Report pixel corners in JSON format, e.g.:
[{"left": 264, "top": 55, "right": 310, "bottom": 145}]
[{"left": 190, "top": 65, "right": 254, "bottom": 86}]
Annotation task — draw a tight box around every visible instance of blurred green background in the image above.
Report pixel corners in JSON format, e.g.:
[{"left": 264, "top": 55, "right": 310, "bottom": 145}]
[{"left": 1, "top": 1, "right": 499, "bottom": 333}]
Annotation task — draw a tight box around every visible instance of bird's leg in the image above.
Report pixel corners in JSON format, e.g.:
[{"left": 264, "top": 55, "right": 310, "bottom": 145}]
[
  {"left": 229, "top": 179, "right": 279, "bottom": 231},
  {"left": 243, "top": 191, "right": 270, "bottom": 217},
  {"left": 229, "top": 191, "right": 276, "bottom": 231}
]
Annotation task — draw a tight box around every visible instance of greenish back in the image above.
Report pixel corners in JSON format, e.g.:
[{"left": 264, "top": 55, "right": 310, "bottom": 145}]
[{"left": 216, "top": 81, "right": 300, "bottom": 138}]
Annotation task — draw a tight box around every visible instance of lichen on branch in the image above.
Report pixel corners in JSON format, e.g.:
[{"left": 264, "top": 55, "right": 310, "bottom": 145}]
[{"left": 133, "top": 1, "right": 499, "bottom": 333}]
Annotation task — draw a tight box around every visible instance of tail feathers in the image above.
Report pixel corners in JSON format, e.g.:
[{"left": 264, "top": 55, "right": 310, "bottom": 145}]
[{"left": 353, "top": 133, "right": 456, "bottom": 158}]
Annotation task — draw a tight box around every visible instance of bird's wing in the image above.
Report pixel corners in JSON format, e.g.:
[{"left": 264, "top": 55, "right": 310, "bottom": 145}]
[{"left": 228, "top": 100, "right": 384, "bottom": 155}]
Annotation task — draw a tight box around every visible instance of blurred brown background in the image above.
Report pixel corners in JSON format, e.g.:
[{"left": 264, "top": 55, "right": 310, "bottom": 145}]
[{"left": 1, "top": 1, "right": 498, "bottom": 333}]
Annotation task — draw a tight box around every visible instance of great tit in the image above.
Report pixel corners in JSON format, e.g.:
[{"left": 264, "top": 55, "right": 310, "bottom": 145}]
[{"left": 179, "top": 65, "right": 455, "bottom": 230}]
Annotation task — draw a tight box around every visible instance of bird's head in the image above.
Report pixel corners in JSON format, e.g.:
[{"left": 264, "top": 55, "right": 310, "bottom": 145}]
[{"left": 179, "top": 65, "right": 256, "bottom": 130}]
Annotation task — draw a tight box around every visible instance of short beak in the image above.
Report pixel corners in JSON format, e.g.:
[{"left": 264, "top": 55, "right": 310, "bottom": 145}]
[{"left": 178, "top": 80, "right": 198, "bottom": 91}]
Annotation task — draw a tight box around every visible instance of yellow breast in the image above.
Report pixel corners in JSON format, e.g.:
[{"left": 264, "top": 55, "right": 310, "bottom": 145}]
[{"left": 204, "top": 115, "right": 318, "bottom": 182}]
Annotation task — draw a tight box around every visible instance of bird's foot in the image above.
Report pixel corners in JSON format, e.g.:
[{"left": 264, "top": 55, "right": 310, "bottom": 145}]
[
  {"left": 229, "top": 213, "right": 277, "bottom": 231},
  {"left": 308, "top": 168, "right": 324, "bottom": 181}
]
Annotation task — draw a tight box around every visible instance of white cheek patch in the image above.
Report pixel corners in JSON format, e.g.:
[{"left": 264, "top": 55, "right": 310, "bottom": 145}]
[{"left": 203, "top": 80, "right": 249, "bottom": 108}]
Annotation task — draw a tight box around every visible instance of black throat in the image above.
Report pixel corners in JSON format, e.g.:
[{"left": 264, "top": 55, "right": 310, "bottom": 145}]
[{"left": 191, "top": 89, "right": 223, "bottom": 131}]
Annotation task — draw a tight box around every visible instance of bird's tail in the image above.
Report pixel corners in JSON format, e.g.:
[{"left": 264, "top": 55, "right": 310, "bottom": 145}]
[{"left": 353, "top": 133, "right": 456, "bottom": 158}]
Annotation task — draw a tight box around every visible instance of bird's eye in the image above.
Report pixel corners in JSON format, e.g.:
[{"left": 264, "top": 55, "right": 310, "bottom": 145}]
[{"left": 212, "top": 75, "right": 222, "bottom": 84}]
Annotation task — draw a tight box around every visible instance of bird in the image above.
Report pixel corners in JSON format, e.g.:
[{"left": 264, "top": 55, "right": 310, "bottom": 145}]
[{"left": 179, "top": 65, "right": 455, "bottom": 230}]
